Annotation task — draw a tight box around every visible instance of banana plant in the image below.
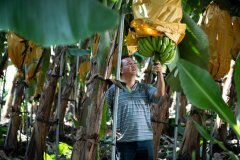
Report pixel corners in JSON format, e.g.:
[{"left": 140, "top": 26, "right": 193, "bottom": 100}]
[
  {"left": 71, "top": 30, "right": 117, "bottom": 160},
  {"left": 177, "top": 59, "right": 240, "bottom": 138},
  {"left": 166, "top": 2, "right": 240, "bottom": 159}
]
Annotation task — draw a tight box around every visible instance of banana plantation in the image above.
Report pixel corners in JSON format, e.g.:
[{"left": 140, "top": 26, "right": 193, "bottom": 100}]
[{"left": 0, "top": 0, "right": 240, "bottom": 160}]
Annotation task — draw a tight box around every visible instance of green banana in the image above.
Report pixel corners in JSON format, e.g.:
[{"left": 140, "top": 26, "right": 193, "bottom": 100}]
[
  {"left": 137, "top": 36, "right": 176, "bottom": 61},
  {"left": 138, "top": 41, "right": 148, "bottom": 57},
  {"left": 152, "top": 36, "right": 158, "bottom": 51},
  {"left": 140, "top": 39, "right": 154, "bottom": 56},
  {"left": 146, "top": 36, "right": 153, "bottom": 45},
  {"left": 138, "top": 39, "right": 148, "bottom": 56},
  {"left": 159, "top": 43, "right": 166, "bottom": 53},
  {"left": 163, "top": 36, "right": 169, "bottom": 46},
  {"left": 169, "top": 39, "right": 173, "bottom": 46},
  {"left": 160, "top": 50, "right": 170, "bottom": 64},
  {"left": 165, "top": 49, "right": 176, "bottom": 64},
  {"left": 157, "top": 37, "right": 163, "bottom": 53},
  {"left": 142, "top": 38, "right": 154, "bottom": 53},
  {"left": 162, "top": 44, "right": 174, "bottom": 56}
]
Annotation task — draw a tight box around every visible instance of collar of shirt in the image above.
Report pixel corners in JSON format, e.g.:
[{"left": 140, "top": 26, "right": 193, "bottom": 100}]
[{"left": 121, "top": 80, "right": 139, "bottom": 92}]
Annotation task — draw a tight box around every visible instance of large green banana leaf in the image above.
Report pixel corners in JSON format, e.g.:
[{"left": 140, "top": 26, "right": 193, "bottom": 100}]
[
  {"left": 177, "top": 59, "right": 240, "bottom": 138},
  {"left": 0, "top": 0, "right": 118, "bottom": 47}
]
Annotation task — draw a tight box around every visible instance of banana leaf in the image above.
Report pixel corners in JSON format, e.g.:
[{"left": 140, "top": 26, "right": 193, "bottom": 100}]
[
  {"left": 97, "top": 32, "right": 111, "bottom": 74},
  {"left": 165, "top": 67, "right": 181, "bottom": 92},
  {"left": 179, "top": 11, "right": 209, "bottom": 70},
  {"left": 234, "top": 55, "right": 240, "bottom": 127},
  {"left": 67, "top": 48, "right": 91, "bottom": 57},
  {"left": 0, "top": 0, "right": 118, "bottom": 47},
  {"left": 177, "top": 59, "right": 240, "bottom": 138}
]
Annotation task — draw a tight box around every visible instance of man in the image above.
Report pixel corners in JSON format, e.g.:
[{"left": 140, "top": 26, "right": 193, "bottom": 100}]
[{"left": 105, "top": 56, "right": 165, "bottom": 160}]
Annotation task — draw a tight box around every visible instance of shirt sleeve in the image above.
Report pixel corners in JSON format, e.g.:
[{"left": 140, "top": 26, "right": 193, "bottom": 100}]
[{"left": 146, "top": 84, "right": 162, "bottom": 104}]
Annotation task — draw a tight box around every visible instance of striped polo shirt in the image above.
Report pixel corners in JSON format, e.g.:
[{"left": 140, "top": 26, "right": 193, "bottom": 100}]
[{"left": 105, "top": 81, "right": 161, "bottom": 142}]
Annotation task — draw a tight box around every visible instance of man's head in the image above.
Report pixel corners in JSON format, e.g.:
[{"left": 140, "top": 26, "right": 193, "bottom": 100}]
[{"left": 120, "top": 56, "right": 138, "bottom": 77}]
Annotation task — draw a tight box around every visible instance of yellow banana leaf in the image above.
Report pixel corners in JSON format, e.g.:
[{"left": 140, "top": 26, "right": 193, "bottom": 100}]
[
  {"left": 126, "top": 0, "right": 186, "bottom": 54},
  {"left": 92, "top": 34, "right": 100, "bottom": 58},
  {"left": 8, "top": 32, "right": 43, "bottom": 81},
  {"left": 201, "top": 3, "right": 234, "bottom": 80},
  {"left": 79, "top": 60, "right": 90, "bottom": 83},
  {"left": 25, "top": 41, "right": 43, "bottom": 81},
  {"left": 7, "top": 32, "right": 27, "bottom": 69}
]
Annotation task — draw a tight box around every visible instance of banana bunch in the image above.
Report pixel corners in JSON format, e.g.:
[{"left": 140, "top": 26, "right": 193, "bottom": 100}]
[{"left": 137, "top": 36, "right": 176, "bottom": 64}]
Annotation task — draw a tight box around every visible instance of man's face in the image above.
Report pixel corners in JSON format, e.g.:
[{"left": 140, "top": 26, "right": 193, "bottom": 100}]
[{"left": 120, "top": 57, "right": 138, "bottom": 76}]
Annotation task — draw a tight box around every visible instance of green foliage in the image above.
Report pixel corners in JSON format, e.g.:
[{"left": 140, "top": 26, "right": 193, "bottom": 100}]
[
  {"left": 0, "top": 0, "right": 118, "bottom": 47},
  {"left": 193, "top": 121, "right": 239, "bottom": 160},
  {"left": 58, "top": 142, "right": 72, "bottom": 158},
  {"left": 0, "top": 125, "right": 7, "bottom": 145},
  {"left": 177, "top": 59, "right": 240, "bottom": 138},
  {"left": 44, "top": 142, "right": 72, "bottom": 160},
  {"left": 44, "top": 152, "right": 54, "bottom": 160}
]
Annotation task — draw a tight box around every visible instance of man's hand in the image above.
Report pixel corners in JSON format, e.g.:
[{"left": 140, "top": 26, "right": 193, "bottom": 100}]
[{"left": 152, "top": 62, "right": 162, "bottom": 75}]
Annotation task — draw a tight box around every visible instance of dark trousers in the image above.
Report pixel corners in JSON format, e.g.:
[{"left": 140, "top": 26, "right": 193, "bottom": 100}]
[{"left": 116, "top": 140, "right": 153, "bottom": 160}]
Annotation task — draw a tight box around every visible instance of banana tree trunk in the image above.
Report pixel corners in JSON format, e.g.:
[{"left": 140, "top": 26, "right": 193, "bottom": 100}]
[
  {"left": 50, "top": 58, "right": 77, "bottom": 137},
  {"left": 152, "top": 86, "right": 171, "bottom": 160},
  {"left": 71, "top": 32, "right": 116, "bottom": 160},
  {"left": 25, "top": 47, "right": 65, "bottom": 160},
  {"left": 71, "top": 79, "right": 108, "bottom": 160},
  {"left": 179, "top": 92, "right": 187, "bottom": 123},
  {"left": 178, "top": 106, "right": 202, "bottom": 160},
  {"left": 4, "top": 76, "right": 24, "bottom": 152}
]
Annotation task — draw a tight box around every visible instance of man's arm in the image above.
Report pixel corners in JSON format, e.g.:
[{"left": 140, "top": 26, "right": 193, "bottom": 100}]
[{"left": 153, "top": 62, "right": 165, "bottom": 97}]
